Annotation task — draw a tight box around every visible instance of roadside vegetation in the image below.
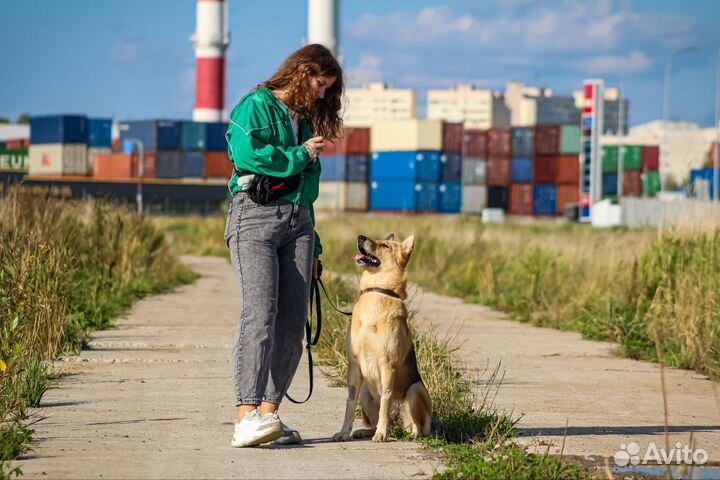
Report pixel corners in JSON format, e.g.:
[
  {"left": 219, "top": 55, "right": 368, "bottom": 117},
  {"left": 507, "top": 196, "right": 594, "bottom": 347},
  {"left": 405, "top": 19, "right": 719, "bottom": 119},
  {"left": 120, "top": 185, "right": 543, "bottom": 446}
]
[{"left": 0, "top": 192, "right": 195, "bottom": 478}]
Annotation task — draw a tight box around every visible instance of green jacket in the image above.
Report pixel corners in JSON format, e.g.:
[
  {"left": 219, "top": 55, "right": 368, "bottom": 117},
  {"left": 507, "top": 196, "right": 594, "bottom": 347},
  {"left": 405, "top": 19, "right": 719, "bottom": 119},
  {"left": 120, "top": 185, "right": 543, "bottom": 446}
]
[{"left": 226, "top": 87, "right": 323, "bottom": 257}]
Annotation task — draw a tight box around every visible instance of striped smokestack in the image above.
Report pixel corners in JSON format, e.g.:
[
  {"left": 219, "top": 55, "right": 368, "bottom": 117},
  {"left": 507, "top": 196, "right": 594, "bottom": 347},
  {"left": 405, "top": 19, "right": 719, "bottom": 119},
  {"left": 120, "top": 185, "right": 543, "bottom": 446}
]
[{"left": 192, "top": 0, "right": 230, "bottom": 122}]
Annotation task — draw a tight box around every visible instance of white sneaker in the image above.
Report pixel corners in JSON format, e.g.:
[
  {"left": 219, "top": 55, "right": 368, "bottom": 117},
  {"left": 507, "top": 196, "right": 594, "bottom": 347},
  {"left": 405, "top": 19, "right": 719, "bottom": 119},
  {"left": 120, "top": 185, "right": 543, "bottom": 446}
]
[
  {"left": 230, "top": 410, "right": 283, "bottom": 447},
  {"left": 273, "top": 420, "right": 302, "bottom": 445}
]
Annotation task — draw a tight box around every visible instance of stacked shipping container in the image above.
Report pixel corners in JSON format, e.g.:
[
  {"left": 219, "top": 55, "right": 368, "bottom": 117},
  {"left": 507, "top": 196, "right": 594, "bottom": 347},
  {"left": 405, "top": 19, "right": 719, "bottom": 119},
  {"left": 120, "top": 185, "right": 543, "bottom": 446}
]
[
  {"left": 600, "top": 144, "right": 660, "bottom": 199},
  {"left": 316, "top": 127, "right": 371, "bottom": 211},
  {"left": 29, "top": 115, "right": 88, "bottom": 175},
  {"left": 461, "top": 129, "right": 487, "bottom": 214}
]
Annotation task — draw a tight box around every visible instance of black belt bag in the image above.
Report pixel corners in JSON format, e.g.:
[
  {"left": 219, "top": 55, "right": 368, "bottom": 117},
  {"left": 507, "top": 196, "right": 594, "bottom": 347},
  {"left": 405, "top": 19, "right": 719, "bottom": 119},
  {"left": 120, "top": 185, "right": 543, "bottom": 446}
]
[{"left": 238, "top": 170, "right": 303, "bottom": 205}]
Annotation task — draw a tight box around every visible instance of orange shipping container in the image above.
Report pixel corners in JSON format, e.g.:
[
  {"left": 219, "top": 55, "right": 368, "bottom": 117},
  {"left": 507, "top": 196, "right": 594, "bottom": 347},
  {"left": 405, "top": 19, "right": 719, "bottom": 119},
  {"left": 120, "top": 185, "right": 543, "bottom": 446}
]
[
  {"left": 204, "top": 151, "right": 233, "bottom": 178},
  {"left": 556, "top": 185, "right": 579, "bottom": 214},
  {"left": 487, "top": 155, "right": 511, "bottom": 186},
  {"left": 622, "top": 170, "right": 642, "bottom": 197},
  {"left": 509, "top": 184, "right": 533, "bottom": 215},
  {"left": 555, "top": 155, "right": 580, "bottom": 184},
  {"left": 324, "top": 127, "right": 371, "bottom": 155},
  {"left": 94, "top": 153, "right": 133, "bottom": 178},
  {"left": 133, "top": 153, "right": 156, "bottom": 178}
]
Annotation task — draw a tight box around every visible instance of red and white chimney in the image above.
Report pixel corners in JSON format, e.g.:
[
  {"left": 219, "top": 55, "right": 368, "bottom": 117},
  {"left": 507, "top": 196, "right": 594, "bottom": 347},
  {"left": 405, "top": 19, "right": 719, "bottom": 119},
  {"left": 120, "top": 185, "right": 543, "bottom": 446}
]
[{"left": 191, "top": 0, "right": 230, "bottom": 122}]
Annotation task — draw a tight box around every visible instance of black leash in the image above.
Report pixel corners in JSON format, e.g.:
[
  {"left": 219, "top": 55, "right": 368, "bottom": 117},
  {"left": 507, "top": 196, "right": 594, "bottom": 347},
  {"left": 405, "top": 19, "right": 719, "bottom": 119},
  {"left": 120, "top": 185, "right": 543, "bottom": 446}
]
[{"left": 284, "top": 277, "right": 352, "bottom": 404}]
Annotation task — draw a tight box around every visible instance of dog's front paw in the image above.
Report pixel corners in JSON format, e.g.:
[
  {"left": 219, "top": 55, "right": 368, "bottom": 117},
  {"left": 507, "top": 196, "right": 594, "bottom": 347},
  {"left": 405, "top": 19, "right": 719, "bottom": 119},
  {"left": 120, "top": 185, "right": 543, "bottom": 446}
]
[
  {"left": 332, "top": 431, "right": 352, "bottom": 442},
  {"left": 372, "top": 430, "right": 388, "bottom": 442}
]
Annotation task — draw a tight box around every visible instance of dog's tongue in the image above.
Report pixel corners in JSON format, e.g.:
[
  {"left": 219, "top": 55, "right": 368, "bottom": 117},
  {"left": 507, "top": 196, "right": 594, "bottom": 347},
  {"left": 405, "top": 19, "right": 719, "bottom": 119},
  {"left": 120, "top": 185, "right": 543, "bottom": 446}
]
[{"left": 355, "top": 254, "right": 364, "bottom": 262}]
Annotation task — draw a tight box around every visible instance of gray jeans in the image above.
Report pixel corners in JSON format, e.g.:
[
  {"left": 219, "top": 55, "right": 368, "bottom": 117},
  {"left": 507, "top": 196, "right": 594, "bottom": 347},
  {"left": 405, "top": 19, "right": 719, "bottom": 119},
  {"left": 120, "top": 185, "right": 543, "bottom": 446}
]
[{"left": 224, "top": 193, "right": 314, "bottom": 406}]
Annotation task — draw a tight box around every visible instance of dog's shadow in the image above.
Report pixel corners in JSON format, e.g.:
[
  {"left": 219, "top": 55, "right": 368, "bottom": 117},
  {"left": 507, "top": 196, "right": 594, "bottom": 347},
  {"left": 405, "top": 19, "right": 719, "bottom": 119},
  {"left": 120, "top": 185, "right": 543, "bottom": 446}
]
[{"left": 255, "top": 437, "right": 340, "bottom": 449}]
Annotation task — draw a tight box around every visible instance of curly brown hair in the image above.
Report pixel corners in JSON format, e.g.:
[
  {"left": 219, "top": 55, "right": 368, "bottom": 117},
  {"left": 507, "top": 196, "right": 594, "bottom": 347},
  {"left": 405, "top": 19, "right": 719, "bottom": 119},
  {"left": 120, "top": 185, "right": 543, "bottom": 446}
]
[{"left": 258, "top": 44, "right": 344, "bottom": 140}]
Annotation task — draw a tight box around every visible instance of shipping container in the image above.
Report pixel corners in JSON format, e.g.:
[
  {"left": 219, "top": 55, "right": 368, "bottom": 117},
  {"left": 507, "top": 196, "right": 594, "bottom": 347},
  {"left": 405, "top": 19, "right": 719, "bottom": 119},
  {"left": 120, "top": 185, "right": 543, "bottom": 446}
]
[
  {"left": 509, "top": 184, "right": 533, "bottom": 215},
  {"left": 559, "top": 125, "right": 581, "bottom": 154},
  {"left": 621, "top": 145, "right": 642, "bottom": 171},
  {"left": 119, "top": 120, "right": 181, "bottom": 151},
  {"left": 462, "top": 158, "right": 486, "bottom": 184},
  {"left": 488, "top": 129, "right": 511, "bottom": 156},
  {"left": 94, "top": 153, "right": 133, "bottom": 179},
  {"left": 511, "top": 128, "right": 534, "bottom": 157},
  {"left": 622, "top": 170, "right": 642, "bottom": 197},
  {"left": 206, "top": 122, "right": 229, "bottom": 151},
  {"left": 315, "top": 182, "right": 369, "bottom": 211},
  {"left": 602, "top": 172, "right": 618, "bottom": 196},
  {"left": 602, "top": 145, "right": 618, "bottom": 172},
  {"left": 487, "top": 185, "right": 509, "bottom": 211},
  {"left": 181, "top": 121, "right": 207, "bottom": 150},
  {"left": 534, "top": 125, "right": 560, "bottom": 155},
  {"left": 463, "top": 129, "right": 488, "bottom": 158},
  {"left": 461, "top": 185, "right": 487, "bottom": 214},
  {"left": 29, "top": 144, "right": 87, "bottom": 176},
  {"left": 533, "top": 185, "right": 557, "bottom": 215},
  {"left": 439, "top": 182, "right": 462, "bottom": 213},
  {"left": 642, "top": 171, "right": 661, "bottom": 197},
  {"left": 440, "top": 152, "right": 462, "bottom": 182},
  {"left": 642, "top": 146, "right": 660, "bottom": 171},
  {"left": 370, "top": 180, "right": 438, "bottom": 212},
  {"left": 690, "top": 169, "right": 718, "bottom": 200},
  {"left": 204, "top": 151, "right": 233, "bottom": 179},
  {"left": 87, "top": 147, "right": 111, "bottom": 175},
  {"left": 510, "top": 157, "right": 533, "bottom": 183},
  {"left": 709, "top": 142, "right": 720, "bottom": 167},
  {"left": 6, "top": 138, "right": 30, "bottom": 150},
  {"left": 556, "top": 184, "right": 579, "bottom": 214},
  {"left": 533, "top": 155, "right": 556, "bottom": 184},
  {"left": 555, "top": 155, "right": 580, "bottom": 184},
  {"left": 155, "top": 150, "right": 183, "bottom": 179},
  {"left": 0, "top": 141, "right": 5, "bottom": 150},
  {"left": 370, "top": 119, "right": 443, "bottom": 151},
  {"left": 182, "top": 151, "right": 205, "bottom": 178},
  {"left": 0, "top": 149, "right": 29, "bottom": 171},
  {"left": 324, "top": 127, "right": 371, "bottom": 155},
  {"left": 370, "top": 151, "right": 441, "bottom": 182},
  {"left": 442, "top": 122, "right": 464, "bottom": 153},
  {"left": 135, "top": 152, "right": 157, "bottom": 178},
  {"left": 487, "top": 155, "right": 511, "bottom": 186},
  {"left": 30, "top": 115, "right": 87, "bottom": 144},
  {"left": 320, "top": 154, "right": 369, "bottom": 182},
  {"left": 87, "top": 118, "right": 112, "bottom": 148}
]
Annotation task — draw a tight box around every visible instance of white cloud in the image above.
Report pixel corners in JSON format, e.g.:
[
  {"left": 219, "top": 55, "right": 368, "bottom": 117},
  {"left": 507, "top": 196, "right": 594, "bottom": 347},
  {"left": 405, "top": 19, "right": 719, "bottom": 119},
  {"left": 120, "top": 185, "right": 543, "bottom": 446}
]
[
  {"left": 574, "top": 50, "right": 653, "bottom": 75},
  {"left": 346, "top": 54, "right": 384, "bottom": 86}
]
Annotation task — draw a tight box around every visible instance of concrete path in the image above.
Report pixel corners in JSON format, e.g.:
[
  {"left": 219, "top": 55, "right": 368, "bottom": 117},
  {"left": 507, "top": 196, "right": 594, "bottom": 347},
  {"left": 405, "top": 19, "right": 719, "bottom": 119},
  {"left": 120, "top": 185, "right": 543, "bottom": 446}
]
[
  {"left": 17, "top": 256, "right": 440, "bottom": 480},
  {"left": 410, "top": 287, "right": 720, "bottom": 462}
]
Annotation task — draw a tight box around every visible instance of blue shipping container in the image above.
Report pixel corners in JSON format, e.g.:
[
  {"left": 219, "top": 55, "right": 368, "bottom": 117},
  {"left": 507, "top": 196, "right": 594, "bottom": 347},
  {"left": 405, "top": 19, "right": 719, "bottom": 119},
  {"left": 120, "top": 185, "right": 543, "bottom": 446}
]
[
  {"left": 206, "top": 122, "right": 229, "bottom": 151},
  {"left": 120, "top": 120, "right": 181, "bottom": 151},
  {"left": 511, "top": 157, "right": 533, "bottom": 183},
  {"left": 602, "top": 173, "right": 618, "bottom": 195},
  {"left": 370, "top": 180, "right": 438, "bottom": 212},
  {"left": 31, "top": 115, "right": 87, "bottom": 144},
  {"left": 439, "top": 183, "right": 462, "bottom": 213},
  {"left": 533, "top": 185, "right": 557, "bottom": 215},
  {"left": 320, "top": 154, "right": 369, "bottom": 182},
  {"left": 87, "top": 118, "right": 112, "bottom": 147},
  {"left": 181, "top": 122, "right": 207, "bottom": 150},
  {"left": 690, "top": 168, "right": 719, "bottom": 198},
  {"left": 440, "top": 152, "right": 462, "bottom": 182},
  {"left": 155, "top": 151, "right": 183, "bottom": 179},
  {"left": 511, "top": 128, "right": 534, "bottom": 157},
  {"left": 182, "top": 151, "right": 205, "bottom": 177},
  {"left": 371, "top": 151, "right": 441, "bottom": 182}
]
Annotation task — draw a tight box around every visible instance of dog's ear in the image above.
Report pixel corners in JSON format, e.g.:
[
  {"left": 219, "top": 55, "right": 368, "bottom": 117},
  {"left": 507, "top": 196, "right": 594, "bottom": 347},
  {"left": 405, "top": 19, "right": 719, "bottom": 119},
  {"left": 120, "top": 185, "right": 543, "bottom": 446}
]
[
  {"left": 401, "top": 235, "right": 415, "bottom": 258},
  {"left": 385, "top": 233, "right": 395, "bottom": 241}
]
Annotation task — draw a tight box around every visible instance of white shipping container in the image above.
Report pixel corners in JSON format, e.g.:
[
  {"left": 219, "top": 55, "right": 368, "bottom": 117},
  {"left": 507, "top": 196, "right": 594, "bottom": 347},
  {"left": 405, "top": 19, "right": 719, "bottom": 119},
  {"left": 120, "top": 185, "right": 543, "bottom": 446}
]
[
  {"left": 461, "top": 185, "right": 487, "bottom": 214},
  {"left": 87, "top": 147, "right": 112, "bottom": 175},
  {"left": 370, "top": 119, "right": 443, "bottom": 152},
  {"left": 29, "top": 144, "right": 88, "bottom": 176},
  {"left": 315, "top": 182, "right": 368, "bottom": 212},
  {"left": 462, "top": 158, "right": 487, "bottom": 185}
]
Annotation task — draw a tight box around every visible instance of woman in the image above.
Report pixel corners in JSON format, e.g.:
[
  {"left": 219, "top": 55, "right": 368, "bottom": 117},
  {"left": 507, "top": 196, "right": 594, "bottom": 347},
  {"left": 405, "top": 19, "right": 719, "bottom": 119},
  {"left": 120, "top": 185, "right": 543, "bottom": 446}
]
[{"left": 224, "top": 44, "right": 343, "bottom": 447}]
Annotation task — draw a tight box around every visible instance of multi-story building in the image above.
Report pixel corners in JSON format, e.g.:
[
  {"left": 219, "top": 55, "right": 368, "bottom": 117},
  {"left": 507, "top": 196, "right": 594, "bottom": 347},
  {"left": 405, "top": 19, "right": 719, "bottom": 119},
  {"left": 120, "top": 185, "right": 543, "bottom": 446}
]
[
  {"left": 504, "top": 81, "right": 579, "bottom": 127},
  {"left": 342, "top": 83, "right": 416, "bottom": 127},
  {"left": 574, "top": 87, "right": 629, "bottom": 135},
  {"left": 426, "top": 84, "right": 510, "bottom": 129}
]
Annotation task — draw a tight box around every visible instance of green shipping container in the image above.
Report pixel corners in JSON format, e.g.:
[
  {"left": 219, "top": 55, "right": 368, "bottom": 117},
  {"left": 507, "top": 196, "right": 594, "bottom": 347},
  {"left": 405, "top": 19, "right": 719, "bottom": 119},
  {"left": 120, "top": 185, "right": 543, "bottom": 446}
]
[
  {"left": 0, "top": 149, "right": 29, "bottom": 171},
  {"left": 602, "top": 145, "right": 618, "bottom": 172},
  {"left": 621, "top": 145, "right": 642, "bottom": 171},
  {"left": 642, "top": 170, "right": 661, "bottom": 197},
  {"left": 559, "top": 125, "right": 581, "bottom": 154}
]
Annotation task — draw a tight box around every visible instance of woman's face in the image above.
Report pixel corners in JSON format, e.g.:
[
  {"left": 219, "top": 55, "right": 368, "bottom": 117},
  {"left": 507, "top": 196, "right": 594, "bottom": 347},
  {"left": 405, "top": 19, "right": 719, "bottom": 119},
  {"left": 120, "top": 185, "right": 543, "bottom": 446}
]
[{"left": 310, "top": 75, "right": 336, "bottom": 101}]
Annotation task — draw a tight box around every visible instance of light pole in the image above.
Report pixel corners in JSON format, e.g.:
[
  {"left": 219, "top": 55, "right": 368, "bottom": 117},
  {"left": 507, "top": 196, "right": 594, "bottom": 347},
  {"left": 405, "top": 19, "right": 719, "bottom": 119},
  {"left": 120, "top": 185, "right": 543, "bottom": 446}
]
[
  {"left": 661, "top": 46, "right": 698, "bottom": 191},
  {"left": 714, "top": 49, "right": 720, "bottom": 202},
  {"left": 118, "top": 124, "right": 145, "bottom": 215},
  {"left": 617, "top": 83, "right": 625, "bottom": 198}
]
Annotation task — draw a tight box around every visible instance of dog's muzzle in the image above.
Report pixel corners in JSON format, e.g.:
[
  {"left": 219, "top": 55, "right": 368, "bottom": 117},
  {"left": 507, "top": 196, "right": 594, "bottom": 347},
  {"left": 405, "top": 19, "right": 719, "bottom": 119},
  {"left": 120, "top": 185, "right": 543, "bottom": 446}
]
[{"left": 356, "top": 235, "right": 381, "bottom": 268}]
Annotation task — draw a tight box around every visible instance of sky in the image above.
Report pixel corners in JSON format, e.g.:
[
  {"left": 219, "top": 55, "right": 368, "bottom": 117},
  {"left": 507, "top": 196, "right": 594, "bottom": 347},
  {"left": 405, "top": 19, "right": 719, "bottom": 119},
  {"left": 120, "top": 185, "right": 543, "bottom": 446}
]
[{"left": 1, "top": 0, "right": 720, "bottom": 127}]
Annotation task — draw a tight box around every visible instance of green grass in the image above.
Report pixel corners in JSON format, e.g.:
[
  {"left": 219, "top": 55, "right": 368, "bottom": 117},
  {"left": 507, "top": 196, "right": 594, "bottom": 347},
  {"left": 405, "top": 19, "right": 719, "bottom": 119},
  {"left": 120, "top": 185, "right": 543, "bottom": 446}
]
[{"left": 0, "top": 192, "right": 196, "bottom": 478}]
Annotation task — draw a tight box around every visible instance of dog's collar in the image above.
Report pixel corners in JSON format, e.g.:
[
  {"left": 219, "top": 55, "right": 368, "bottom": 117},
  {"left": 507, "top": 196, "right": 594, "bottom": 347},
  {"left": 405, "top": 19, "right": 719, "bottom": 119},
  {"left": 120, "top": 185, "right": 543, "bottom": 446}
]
[{"left": 359, "top": 287, "right": 403, "bottom": 300}]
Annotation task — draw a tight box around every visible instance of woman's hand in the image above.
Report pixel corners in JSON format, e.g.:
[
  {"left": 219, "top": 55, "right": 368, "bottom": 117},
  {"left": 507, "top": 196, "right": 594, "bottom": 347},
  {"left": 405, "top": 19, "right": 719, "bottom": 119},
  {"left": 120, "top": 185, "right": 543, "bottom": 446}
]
[
  {"left": 312, "top": 258, "right": 322, "bottom": 279},
  {"left": 304, "top": 136, "right": 326, "bottom": 160}
]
